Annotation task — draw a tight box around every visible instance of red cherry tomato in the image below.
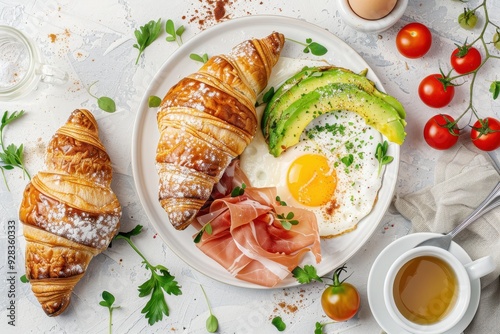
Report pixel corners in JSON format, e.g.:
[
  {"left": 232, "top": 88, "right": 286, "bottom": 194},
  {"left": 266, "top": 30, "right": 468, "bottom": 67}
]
[
  {"left": 470, "top": 117, "right": 500, "bottom": 151},
  {"left": 450, "top": 46, "right": 482, "bottom": 74},
  {"left": 396, "top": 22, "right": 432, "bottom": 58},
  {"left": 321, "top": 265, "right": 360, "bottom": 322},
  {"left": 418, "top": 74, "right": 455, "bottom": 108},
  {"left": 423, "top": 114, "right": 460, "bottom": 150}
]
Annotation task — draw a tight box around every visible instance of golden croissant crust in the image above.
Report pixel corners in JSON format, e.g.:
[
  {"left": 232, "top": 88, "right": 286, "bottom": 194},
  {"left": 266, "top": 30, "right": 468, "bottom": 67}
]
[
  {"left": 156, "top": 32, "right": 285, "bottom": 230},
  {"left": 19, "top": 109, "right": 121, "bottom": 316}
]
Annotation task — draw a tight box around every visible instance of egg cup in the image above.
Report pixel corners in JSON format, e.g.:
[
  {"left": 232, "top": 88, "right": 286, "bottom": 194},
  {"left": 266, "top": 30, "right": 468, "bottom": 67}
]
[{"left": 337, "top": 0, "right": 409, "bottom": 33}]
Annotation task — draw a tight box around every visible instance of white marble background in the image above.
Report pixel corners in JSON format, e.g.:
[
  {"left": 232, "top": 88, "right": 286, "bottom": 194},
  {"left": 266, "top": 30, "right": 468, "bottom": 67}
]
[{"left": 0, "top": 0, "right": 499, "bottom": 333}]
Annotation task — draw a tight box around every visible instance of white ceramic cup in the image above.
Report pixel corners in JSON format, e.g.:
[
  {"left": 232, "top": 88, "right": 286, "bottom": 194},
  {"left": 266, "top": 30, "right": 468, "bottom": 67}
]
[
  {"left": 384, "top": 246, "right": 495, "bottom": 334},
  {"left": 0, "top": 25, "right": 68, "bottom": 101}
]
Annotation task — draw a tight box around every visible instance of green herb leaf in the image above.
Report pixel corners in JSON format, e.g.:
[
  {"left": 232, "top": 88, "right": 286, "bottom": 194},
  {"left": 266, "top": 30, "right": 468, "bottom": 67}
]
[
  {"left": 206, "top": 314, "right": 218, "bottom": 333},
  {"left": 315, "top": 322, "right": 325, "bottom": 334},
  {"left": 231, "top": 183, "right": 246, "bottom": 197},
  {"left": 114, "top": 224, "right": 182, "bottom": 325},
  {"left": 272, "top": 316, "right": 286, "bottom": 331},
  {"left": 99, "top": 290, "right": 116, "bottom": 308},
  {"left": 99, "top": 290, "right": 119, "bottom": 334},
  {"left": 189, "top": 53, "right": 209, "bottom": 63},
  {"left": 341, "top": 154, "right": 354, "bottom": 167},
  {"left": 97, "top": 96, "right": 116, "bottom": 113},
  {"left": 286, "top": 37, "right": 328, "bottom": 57},
  {"left": 308, "top": 42, "right": 328, "bottom": 56},
  {"left": 148, "top": 95, "right": 162, "bottom": 108},
  {"left": 165, "top": 19, "right": 185, "bottom": 46},
  {"left": 375, "top": 141, "right": 393, "bottom": 176},
  {"left": 134, "top": 18, "right": 162, "bottom": 64},
  {"left": 490, "top": 81, "right": 500, "bottom": 100},
  {"left": 20, "top": 275, "right": 29, "bottom": 283},
  {"left": 292, "top": 265, "right": 323, "bottom": 284},
  {"left": 275, "top": 195, "right": 287, "bottom": 206}
]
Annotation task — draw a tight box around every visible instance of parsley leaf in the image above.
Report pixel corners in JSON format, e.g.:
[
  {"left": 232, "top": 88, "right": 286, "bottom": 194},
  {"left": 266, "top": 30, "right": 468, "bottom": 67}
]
[
  {"left": 114, "top": 225, "right": 182, "bottom": 325},
  {"left": 133, "top": 18, "right": 163, "bottom": 64},
  {"left": 0, "top": 110, "right": 30, "bottom": 191},
  {"left": 292, "top": 265, "right": 323, "bottom": 284}
]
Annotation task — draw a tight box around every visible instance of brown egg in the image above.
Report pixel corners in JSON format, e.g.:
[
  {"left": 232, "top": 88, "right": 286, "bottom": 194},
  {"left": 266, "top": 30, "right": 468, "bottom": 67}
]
[{"left": 348, "top": 0, "right": 398, "bottom": 20}]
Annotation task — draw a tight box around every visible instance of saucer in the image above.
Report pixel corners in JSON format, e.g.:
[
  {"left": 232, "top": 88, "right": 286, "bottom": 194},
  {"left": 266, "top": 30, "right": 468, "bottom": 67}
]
[{"left": 367, "top": 232, "right": 481, "bottom": 334}]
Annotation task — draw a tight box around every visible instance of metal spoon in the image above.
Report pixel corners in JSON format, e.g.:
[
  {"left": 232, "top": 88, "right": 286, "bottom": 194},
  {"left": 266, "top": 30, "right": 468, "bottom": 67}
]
[{"left": 416, "top": 181, "right": 500, "bottom": 250}]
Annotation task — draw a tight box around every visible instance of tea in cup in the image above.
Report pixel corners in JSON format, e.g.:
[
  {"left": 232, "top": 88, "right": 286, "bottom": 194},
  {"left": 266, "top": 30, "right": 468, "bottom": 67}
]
[
  {"left": 384, "top": 246, "right": 495, "bottom": 334},
  {"left": 0, "top": 25, "right": 67, "bottom": 101}
]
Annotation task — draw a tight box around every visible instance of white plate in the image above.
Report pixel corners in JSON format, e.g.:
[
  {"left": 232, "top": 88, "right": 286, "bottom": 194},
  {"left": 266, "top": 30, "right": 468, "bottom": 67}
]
[
  {"left": 367, "top": 232, "right": 481, "bottom": 333},
  {"left": 131, "top": 15, "right": 400, "bottom": 288}
]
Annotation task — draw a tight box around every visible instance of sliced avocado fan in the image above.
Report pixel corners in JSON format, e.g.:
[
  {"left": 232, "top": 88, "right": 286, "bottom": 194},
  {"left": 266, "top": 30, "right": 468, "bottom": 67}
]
[{"left": 262, "top": 66, "right": 407, "bottom": 157}]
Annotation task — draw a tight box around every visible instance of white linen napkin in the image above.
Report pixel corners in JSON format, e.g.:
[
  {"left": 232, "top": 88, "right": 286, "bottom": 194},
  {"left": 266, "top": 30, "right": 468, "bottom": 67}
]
[{"left": 394, "top": 142, "right": 500, "bottom": 333}]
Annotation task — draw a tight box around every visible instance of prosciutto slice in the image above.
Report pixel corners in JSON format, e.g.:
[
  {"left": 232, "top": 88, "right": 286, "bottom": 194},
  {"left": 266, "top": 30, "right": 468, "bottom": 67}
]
[{"left": 195, "top": 185, "right": 322, "bottom": 287}]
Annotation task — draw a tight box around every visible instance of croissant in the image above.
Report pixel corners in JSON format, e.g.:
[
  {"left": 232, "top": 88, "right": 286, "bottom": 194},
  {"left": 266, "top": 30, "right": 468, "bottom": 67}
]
[
  {"left": 156, "top": 31, "right": 285, "bottom": 230},
  {"left": 19, "top": 109, "right": 121, "bottom": 316}
]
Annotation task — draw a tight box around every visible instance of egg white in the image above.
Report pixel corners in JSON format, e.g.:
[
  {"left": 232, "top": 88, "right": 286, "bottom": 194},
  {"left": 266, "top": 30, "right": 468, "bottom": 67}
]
[{"left": 240, "top": 57, "right": 384, "bottom": 237}]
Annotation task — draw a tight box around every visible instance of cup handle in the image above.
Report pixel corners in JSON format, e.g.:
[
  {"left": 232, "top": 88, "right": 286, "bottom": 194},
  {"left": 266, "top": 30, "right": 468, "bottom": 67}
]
[
  {"left": 36, "top": 64, "right": 68, "bottom": 85},
  {"left": 465, "top": 255, "right": 496, "bottom": 281}
]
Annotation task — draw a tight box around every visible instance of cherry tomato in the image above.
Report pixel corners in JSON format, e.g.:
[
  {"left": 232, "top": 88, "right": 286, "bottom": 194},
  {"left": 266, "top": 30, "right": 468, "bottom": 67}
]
[
  {"left": 321, "top": 265, "right": 360, "bottom": 322},
  {"left": 396, "top": 22, "right": 432, "bottom": 59},
  {"left": 418, "top": 74, "right": 455, "bottom": 108},
  {"left": 423, "top": 114, "right": 460, "bottom": 150},
  {"left": 458, "top": 8, "right": 478, "bottom": 30},
  {"left": 470, "top": 117, "right": 500, "bottom": 151},
  {"left": 450, "top": 45, "right": 481, "bottom": 74}
]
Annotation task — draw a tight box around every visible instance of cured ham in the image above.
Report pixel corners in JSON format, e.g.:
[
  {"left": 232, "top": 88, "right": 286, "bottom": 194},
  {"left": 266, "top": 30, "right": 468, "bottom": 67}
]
[{"left": 195, "top": 174, "right": 321, "bottom": 287}]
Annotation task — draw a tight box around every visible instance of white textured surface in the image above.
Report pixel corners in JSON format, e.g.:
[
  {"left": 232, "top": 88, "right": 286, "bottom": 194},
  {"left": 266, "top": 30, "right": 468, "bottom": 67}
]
[{"left": 0, "top": 0, "right": 499, "bottom": 333}]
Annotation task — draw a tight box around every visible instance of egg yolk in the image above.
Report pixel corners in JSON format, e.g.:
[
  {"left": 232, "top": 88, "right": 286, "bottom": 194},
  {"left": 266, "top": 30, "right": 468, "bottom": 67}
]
[{"left": 286, "top": 154, "right": 337, "bottom": 207}]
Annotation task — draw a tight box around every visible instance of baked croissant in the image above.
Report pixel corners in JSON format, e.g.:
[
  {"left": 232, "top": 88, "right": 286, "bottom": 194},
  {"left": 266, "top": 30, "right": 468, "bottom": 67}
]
[
  {"left": 19, "top": 109, "right": 121, "bottom": 316},
  {"left": 156, "top": 31, "right": 285, "bottom": 230}
]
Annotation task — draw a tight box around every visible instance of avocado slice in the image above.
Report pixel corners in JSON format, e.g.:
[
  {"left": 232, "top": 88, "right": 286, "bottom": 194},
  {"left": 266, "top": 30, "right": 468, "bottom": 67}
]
[
  {"left": 268, "top": 83, "right": 407, "bottom": 157},
  {"left": 262, "top": 66, "right": 406, "bottom": 142}
]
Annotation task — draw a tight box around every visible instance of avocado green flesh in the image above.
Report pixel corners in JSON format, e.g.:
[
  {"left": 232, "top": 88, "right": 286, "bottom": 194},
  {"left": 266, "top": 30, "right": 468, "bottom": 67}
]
[
  {"left": 262, "top": 66, "right": 406, "bottom": 142},
  {"left": 268, "top": 83, "right": 407, "bottom": 157},
  {"left": 263, "top": 67, "right": 381, "bottom": 138}
]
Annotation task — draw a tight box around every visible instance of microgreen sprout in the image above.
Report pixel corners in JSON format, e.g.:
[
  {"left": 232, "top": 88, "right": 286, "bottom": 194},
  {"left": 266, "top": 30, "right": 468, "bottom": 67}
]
[
  {"left": 87, "top": 82, "right": 116, "bottom": 113},
  {"left": 276, "top": 212, "right": 299, "bottom": 230},
  {"left": 165, "top": 19, "right": 185, "bottom": 46},
  {"left": 194, "top": 222, "right": 213, "bottom": 244},
  {"left": 199, "top": 284, "right": 218, "bottom": 333},
  {"left": 189, "top": 53, "right": 209, "bottom": 63},
  {"left": 231, "top": 183, "right": 246, "bottom": 197},
  {"left": 99, "top": 291, "right": 120, "bottom": 334},
  {"left": 285, "top": 37, "right": 328, "bottom": 56},
  {"left": 375, "top": 141, "right": 393, "bottom": 176}
]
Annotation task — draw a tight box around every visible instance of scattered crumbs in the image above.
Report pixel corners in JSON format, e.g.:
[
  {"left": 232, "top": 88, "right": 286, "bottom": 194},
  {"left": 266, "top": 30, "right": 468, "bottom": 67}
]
[
  {"left": 48, "top": 33, "right": 57, "bottom": 43},
  {"left": 153, "top": 233, "right": 158, "bottom": 239},
  {"left": 183, "top": 0, "right": 273, "bottom": 30}
]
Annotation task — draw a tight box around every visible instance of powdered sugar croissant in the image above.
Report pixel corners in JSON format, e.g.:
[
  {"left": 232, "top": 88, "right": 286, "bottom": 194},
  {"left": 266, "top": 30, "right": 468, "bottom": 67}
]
[
  {"left": 156, "top": 32, "right": 285, "bottom": 230},
  {"left": 19, "top": 109, "right": 121, "bottom": 316}
]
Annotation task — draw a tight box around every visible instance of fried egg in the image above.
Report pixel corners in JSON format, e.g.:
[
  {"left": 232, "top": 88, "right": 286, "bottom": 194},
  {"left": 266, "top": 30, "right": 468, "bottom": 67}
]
[{"left": 239, "top": 58, "right": 384, "bottom": 237}]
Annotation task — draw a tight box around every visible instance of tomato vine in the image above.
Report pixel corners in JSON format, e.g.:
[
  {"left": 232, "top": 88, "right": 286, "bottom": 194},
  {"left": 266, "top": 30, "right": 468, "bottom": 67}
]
[{"left": 447, "top": 0, "right": 500, "bottom": 126}]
